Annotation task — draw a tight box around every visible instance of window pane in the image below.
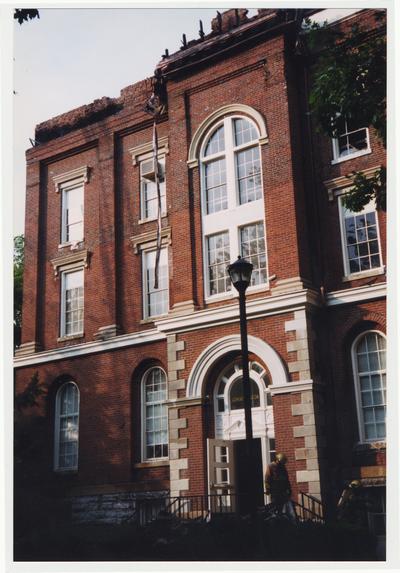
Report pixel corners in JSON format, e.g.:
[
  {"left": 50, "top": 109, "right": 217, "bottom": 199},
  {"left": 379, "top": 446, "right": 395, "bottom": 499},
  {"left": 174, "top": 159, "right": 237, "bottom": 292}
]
[
  {"left": 205, "top": 159, "right": 227, "bottom": 214},
  {"left": 64, "top": 185, "right": 84, "bottom": 242},
  {"left": 207, "top": 232, "right": 230, "bottom": 296},
  {"left": 356, "top": 333, "right": 386, "bottom": 441},
  {"left": 57, "top": 383, "right": 79, "bottom": 470},
  {"left": 336, "top": 118, "right": 368, "bottom": 158},
  {"left": 233, "top": 118, "right": 258, "bottom": 146},
  {"left": 240, "top": 223, "right": 267, "bottom": 286},
  {"left": 230, "top": 378, "right": 260, "bottom": 410},
  {"left": 144, "top": 369, "right": 168, "bottom": 459},
  {"left": 141, "top": 159, "right": 166, "bottom": 219},
  {"left": 343, "top": 207, "right": 380, "bottom": 274},
  {"left": 144, "top": 249, "right": 168, "bottom": 317},
  {"left": 236, "top": 147, "right": 262, "bottom": 204},
  {"left": 357, "top": 353, "right": 369, "bottom": 373},
  {"left": 205, "top": 125, "right": 225, "bottom": 156}
]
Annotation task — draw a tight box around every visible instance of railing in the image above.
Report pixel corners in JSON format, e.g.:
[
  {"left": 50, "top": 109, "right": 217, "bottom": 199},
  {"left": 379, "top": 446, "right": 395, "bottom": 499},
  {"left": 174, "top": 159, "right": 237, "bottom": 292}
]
[
  {"left": 133, "top": 491, "right": 325, "bottom": 527},
  {"left": 134, "top": 493, "right": 247, "bottom": 526},
  {"left": 294, "top": 492, "right": 325, "bottom": 523}
]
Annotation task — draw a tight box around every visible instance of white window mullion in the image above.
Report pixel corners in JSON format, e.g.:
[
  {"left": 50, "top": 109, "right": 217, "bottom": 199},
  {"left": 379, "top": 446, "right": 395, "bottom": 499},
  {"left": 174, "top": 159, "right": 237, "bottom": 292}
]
[
  {"left": 224, "top": 117, "right": 237, "bottom": 211},
  {"left": 230, "top": 227, "right": 239, "bottom": 265}
]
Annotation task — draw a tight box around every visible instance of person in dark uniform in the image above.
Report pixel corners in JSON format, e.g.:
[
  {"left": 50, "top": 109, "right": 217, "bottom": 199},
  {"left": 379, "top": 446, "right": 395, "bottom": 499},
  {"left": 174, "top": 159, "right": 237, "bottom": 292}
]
[{"left": 265, "top": 452, "right": 295, "bottom": 520}]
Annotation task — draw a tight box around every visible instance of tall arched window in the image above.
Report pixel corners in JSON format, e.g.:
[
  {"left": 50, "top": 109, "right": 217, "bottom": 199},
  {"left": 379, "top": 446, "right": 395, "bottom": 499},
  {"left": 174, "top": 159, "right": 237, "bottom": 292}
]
[
  {"left": 199, "top": 112, "right": 268, "bottom": 299},
  {"left": 54, "top": 381, "right": 80, "bottom": 471},
  {"left": 142, "top": 367, "right": 168, "bottom": 460},
  {"left": 352, "top": 331, "right": 386, "bottom": 442}
]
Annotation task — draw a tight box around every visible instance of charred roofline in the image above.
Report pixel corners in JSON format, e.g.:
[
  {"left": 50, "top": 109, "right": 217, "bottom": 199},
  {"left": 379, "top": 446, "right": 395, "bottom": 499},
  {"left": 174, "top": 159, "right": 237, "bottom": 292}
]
[{"left": 155, "top": 8, "right": 318, "bottom": 80}]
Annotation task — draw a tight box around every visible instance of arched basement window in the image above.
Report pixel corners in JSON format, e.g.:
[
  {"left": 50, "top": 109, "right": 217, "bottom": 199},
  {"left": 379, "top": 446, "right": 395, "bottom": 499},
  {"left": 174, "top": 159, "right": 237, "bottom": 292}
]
[
  {"left": 353, "top": 331, "right": 386, "bottom": 442},
  {"left": 54, "top": 381, "right": 80, "bottom": 471},
  {"left": 142, "top": 367, "right": 168, "bottom": 460}
]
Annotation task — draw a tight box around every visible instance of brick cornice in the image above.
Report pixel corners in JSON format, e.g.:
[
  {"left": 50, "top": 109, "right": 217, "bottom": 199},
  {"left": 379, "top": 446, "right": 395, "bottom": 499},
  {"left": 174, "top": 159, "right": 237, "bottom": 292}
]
[{"left": 26, "top": 109, "right": 159, "bottom": 164}]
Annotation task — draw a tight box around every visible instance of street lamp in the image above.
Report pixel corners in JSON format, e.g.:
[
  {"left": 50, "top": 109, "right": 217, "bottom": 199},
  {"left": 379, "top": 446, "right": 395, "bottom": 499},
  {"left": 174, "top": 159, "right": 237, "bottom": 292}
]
[
  {"left": 227, "top": 255, "right": 257, "bottom": 515},
  {"left": 227, "top": 256, "right": 253, "bottom": 443}
]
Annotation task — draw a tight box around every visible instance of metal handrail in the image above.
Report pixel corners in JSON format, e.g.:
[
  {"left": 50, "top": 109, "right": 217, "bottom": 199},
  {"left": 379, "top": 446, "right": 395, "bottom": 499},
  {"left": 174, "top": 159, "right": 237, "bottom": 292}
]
[{"left": 132, "top": 491, "right": 325, "bottom": 527}]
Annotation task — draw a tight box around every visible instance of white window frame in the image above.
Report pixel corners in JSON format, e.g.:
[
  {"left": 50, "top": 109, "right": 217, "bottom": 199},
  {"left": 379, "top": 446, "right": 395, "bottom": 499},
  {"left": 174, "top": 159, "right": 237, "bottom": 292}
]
[
  {"left": 239, "top": 221, "right": 268, "bottom": 287},
  {"left": 331, "top": 119, "right": 371, "bottom": 164},
  {"left": 53, "top": 167, "right": 89, "bottom": 249},
  {"left": 60, "top": 268, "right": 84, "bottom": 338},
  {"left": 142, "top": 247, "right": 169, "bottom": 320},
  {"left": 214, "top": 360, "right": 272, "bottom": 415},
  {"left": 351, "top": 330, "right": 386, "bottom": 444},
  {"left": 200, "top": 115, "right": 268, "bottom": 301},
  {"left": 60, "top": 181, "right": 84, "bottom": 246},
  {"left": 139, "top": 155, "right": 167, "bottom": 223},
  {"left": 54, "top": 381, "right": 80, "bottom": 472},
  {"left": 141, "top": 367, "right": 169, "bottom": 462},
  {"left": 338, "top": 196, "right": 384, "bottom": 280}
]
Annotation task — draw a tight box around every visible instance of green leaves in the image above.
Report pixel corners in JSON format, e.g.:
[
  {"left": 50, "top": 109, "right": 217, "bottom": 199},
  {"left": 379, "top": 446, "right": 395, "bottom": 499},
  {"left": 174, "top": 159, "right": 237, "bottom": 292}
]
[
  {"left": 15, "top": 372, "right": 46, "bottom": 412},
  {"left": 343, "top": 166, "right": 386, "bottom": 212},
  {"left": 304, "top": 15, "right": 386, "bottom": 211},
  {"left": 14, "top": 9, "right": 40, "bottom": 25},
  {"left": 14, "top": 235, "right": 24, "bottom": 347}
]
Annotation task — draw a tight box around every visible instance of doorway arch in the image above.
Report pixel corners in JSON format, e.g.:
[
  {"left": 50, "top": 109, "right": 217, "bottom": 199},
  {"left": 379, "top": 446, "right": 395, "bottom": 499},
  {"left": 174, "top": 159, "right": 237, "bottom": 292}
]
[{"left": 187, "top": 334, "right": 289, "bottom": 399}]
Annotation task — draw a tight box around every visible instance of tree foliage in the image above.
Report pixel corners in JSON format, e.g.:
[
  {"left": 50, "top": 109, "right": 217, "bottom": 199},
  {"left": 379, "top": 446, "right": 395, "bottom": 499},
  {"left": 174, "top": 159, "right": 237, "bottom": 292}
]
[
  {"left": 15, "top": 371, "right": 46, "bottom": 413},
  {"left": 14, "top": 9, "right": 40, "bottom": 25},
  {"left": 303, "top": 12, "right": 386, "bottom": 211},
  {"left": 14, "top": 234, "right": 24, "bottom": 347}
]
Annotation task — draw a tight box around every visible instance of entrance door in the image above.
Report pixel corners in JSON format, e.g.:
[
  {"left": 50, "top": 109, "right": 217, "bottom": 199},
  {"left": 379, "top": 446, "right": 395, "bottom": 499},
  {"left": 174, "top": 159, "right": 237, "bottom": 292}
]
[{"left": 207, "top": 438, "right": 236, "bottom": 513}]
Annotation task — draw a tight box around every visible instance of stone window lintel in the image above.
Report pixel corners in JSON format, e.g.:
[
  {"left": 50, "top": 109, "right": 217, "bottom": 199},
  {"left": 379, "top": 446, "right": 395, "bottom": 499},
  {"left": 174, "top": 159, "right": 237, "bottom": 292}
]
[
  {"left": 129, "top": 136, "right": 169, "bottom": 166},
  {"left": 53, "top": 165, "right": 90, "bottom": 192},
  {"left": 50, "top": 249, "right": 90, "bottom": 276},
  {"left": 130, "top": 227, "right": 171, "bottom": 254}
]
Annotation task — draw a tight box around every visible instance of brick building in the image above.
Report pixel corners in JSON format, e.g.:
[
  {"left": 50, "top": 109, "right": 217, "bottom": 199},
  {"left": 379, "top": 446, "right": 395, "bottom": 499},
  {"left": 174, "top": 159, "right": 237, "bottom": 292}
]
[{"left": 14, "top": 8, "right": 386, "bottom": 536}]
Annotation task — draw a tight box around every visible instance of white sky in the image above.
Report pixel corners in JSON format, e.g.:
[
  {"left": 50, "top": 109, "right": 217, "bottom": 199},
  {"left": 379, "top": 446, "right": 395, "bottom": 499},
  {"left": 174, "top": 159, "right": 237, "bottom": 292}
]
[{"left": 13, "top": 6, "right": 361, "bottom": 236}]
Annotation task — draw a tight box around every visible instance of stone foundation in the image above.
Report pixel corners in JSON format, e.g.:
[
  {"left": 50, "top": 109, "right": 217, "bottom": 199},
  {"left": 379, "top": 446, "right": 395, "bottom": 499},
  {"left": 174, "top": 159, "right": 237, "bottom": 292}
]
[{"left": 71, "top": 490, "right": 168, "bottom": 524}]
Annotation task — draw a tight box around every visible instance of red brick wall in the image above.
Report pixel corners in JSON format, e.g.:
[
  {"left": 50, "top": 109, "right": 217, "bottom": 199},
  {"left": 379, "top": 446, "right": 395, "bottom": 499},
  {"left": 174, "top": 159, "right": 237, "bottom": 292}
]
[
  {"left": 17, "top": 9, "right": 386, "bottom": 504},
  {"left": 15, "top": 342, "right": 169, "bottom": 490}
]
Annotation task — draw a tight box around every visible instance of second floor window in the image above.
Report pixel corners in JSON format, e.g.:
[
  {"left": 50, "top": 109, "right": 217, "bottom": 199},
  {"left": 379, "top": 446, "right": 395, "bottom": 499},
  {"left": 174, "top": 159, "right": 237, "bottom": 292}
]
[
  {"left": 61, "top": 269, "right": 84, "bottom": 336},
  {"left": 332, "top": 117, "right": 370, "bottom": 163},
  {"left": 140, "top": 157, "right": 166, "bottom": 221},
  {"left": 61, "top": 183, "right": 84, "bottom": 244},
  {"left": 339, "top": 197, "right": 382, "bottom": 277},
  {"left": 143, "top": 248, "right": 169, "bottom": 318},
  {"left": 200, "top": 114, "right": 267, "bottom": 299}
]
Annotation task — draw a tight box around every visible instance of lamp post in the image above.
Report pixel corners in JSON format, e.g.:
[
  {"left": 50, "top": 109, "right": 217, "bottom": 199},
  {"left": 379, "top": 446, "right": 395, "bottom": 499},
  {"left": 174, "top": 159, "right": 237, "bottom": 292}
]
[{"left": 227, "top": 256, "right": 254, "bottom": 445}]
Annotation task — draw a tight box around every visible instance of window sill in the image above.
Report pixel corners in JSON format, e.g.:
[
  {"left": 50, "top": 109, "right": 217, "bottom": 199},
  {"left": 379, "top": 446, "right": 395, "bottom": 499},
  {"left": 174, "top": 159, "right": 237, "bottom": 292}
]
[
  {"left": 205, "top": 283, "right": 269, "bottom": 304},
  {"left": 134, "top": 460, "right": 169, "bottom": 468},
  {"left": 54, "top": 468, "right": 78, "bottom": 474},
  {"left": 331, "top": 148, "right": 371, "bottom": 165},
  {"left": 58, "top": 239, "right": 85, "bottom": 250},
  {"left": 205, "top": 291, "right": 236, "bottom": 304},
  {"left": 57, "top": 333, "right": 84, "bottom": 342},
  {"left": 138, "top": 214, "right": 167, "bottom": 225},
  {"left": 342, "top": 267, "right": 385, "bottom": 282},
  {"left": 353, "top": 441, "right": 386, "bottom": 451},
  {"left": 140, "top": 313, "right": 169, "bottom": 324}
]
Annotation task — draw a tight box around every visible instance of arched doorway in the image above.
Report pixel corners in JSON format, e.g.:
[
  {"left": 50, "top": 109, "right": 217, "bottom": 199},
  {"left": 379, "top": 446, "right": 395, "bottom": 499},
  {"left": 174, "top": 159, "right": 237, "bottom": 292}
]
[
  {"left": 187, "top": 334, "right": 288, "bottom": 508},
  {"left": 213, "top": 358, "right": 276, "bottom": 474},
  {"left": 207, "top": 356, "right": 275, "bottom": 508}
]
